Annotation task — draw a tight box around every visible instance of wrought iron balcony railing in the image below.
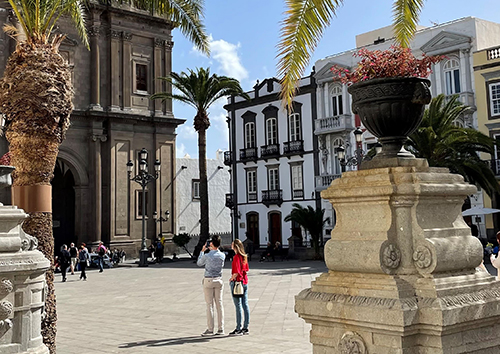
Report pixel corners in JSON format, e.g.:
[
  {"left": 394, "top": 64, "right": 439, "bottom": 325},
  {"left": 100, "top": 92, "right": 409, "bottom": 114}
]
[
  {"left": 283, "top": 140, "right": 304, "bottom": 155},
  {"left": 262, "top": 189, "right": 283, "bottom": 207},
  {"left": 223, "top": 151, "right": 233, "bottom": 166},
  {"left": 293, "top": 189, "right": 304, "bottom": 199},
  {"left": 240, "top": 147, "right": 258, "bottom": 162},
  {"left": 261, "top": 144, "right": 280, "bottom": 159}
]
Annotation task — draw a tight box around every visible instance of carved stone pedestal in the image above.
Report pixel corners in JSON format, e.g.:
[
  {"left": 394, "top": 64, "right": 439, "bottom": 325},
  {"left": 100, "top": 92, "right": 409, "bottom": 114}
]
[
  {"left": 296, "top": 159, "right": 500, "bottom": 353},
  {"left": 0, "top": 166, "right": 49, "bottom": 354}
]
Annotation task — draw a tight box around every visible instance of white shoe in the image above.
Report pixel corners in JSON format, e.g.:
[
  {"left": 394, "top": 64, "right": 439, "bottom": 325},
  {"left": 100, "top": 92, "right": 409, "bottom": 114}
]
[{"left": 201, "top": 329, "right": 214, "bottom": 336}]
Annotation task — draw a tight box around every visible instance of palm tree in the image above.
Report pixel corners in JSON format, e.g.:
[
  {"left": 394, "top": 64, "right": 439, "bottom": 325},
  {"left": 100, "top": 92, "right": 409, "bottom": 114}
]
[
  {"left": 151, "top": 68, "right": 249, "bottom": 257},
  {"left": 277, "top": 0, "right": 425, "bottom": 108},
  {"left": 284, "top": 203, "right": 330, "bottom": 259},
  {"left": 0, "top": 1, "right": 208, "bottom": 352},
  {"left": 408, "top": 94, "right": 500, "bottom": 197}
]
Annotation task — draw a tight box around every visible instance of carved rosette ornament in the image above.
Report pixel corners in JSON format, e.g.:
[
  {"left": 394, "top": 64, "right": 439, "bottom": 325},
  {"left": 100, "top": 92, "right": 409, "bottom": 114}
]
[
  {"left": 88, "top": 25, "right": 101, "bottom": 38},
  {"left": 154, "top": 38, "right": 164, "bottom": 47},
  {"left": 413, "top": 246, "right": 432, "bottom": 269},
  {"left": 338, "top": 332, "right": 367, "bottom": 354},
  {"left": 382, "top": 243, "right": 401, "bottom": 269},
  {"left": 122, "top": 32, "right": 133, "bottom": 42},
  {"left": 109, "top": 30, "right": 121, "bottom": 40},
  {"left": 0, "top": 301, "right": 13, "bottom": 319},
  {"left": 0, "top": 279, "right": 13, "bottom": 297}
]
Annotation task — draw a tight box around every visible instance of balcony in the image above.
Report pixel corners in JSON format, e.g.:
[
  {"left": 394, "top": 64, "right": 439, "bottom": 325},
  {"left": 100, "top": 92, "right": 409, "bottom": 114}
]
[
  {"left": 224, "top": 151, "right": 233, "bottom": 166},
  {"left": 261, "top": 144, "right": 280, "bottom": 160},
  {"left": 315, "top": 174, "right": 342, "bottom": 191},
  {"left": 445, "top": 92, "right": 476, "bottom": 110},
  {"left": 240, "top": 147, "right": 258, "bottom": 162},
  {"left": 488, "top": 46, "right": 500, "bottom": 60},
  {"left": 225, "top": 193, "right": 234, "bottom": 209},
  {"left": 293, "top": 189, "right": 304, "bottom": 199},
  {"left": 262, "top": 189, "right": 283, "bottom": 207},
  {"left": 283, "top": 140, "right": 304, "bottom": 156},
  {"left": 314, "top": 114, "right": 353, "bottom": 135},
  {"left": 248, "top": 192, "right": 257, "bottom": 202}
]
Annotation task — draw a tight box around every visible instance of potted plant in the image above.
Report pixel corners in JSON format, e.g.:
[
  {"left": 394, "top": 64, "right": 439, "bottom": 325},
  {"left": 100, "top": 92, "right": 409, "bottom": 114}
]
[{"left": 331, "top": 46, "right": 443, "bottom": 159}]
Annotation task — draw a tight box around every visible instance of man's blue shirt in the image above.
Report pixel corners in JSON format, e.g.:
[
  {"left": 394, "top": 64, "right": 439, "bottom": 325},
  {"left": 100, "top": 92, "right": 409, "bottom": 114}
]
[{"left": 197, "top": 249, "right": 226, "bottom": 277}]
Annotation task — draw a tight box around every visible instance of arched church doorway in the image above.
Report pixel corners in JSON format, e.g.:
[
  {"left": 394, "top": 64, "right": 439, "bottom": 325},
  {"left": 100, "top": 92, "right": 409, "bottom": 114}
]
[{"left": 52, "top": 160, "right": 76, "bottom": 254}]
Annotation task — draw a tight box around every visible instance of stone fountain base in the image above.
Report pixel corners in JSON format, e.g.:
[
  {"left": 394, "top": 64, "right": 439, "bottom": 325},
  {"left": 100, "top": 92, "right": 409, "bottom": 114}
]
[{"left": 296, "top": 159, "right": 500, "bottom": 353}]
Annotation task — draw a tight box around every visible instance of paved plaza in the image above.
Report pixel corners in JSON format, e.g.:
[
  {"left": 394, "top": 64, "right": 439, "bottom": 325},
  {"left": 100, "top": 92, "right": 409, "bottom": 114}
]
[{"left": 55, "top": 258, "right": 327, "bottom": 354}]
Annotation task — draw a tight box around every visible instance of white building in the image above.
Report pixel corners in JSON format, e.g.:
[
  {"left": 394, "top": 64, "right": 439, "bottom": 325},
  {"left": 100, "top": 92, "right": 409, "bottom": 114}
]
[
  {"left": 175, "top": 151, "right": 231, "bottom": 236},
  {"left": 313, "top": 17, "right": 500, "bottom": 234},
  {"left": 224, "top": 76, "right": 322, "bottom": 247}
]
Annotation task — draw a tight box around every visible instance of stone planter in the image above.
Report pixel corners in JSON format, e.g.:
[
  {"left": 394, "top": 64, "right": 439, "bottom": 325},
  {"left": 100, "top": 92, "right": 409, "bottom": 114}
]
[
  {"left": 0, "top": 165, "right": 49, "bottom": 354},
  {"left": 348, "top": 77, "right": 431, "bottom": 159}
]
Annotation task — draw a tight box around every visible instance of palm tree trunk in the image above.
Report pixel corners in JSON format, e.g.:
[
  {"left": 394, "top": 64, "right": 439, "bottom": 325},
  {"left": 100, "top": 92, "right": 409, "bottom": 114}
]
[
  {"left": 195, "top": 126, "right": 209, "bottom": 257},
  {"left": 0, "top": 42, "right": 73, "bottom": 354}
]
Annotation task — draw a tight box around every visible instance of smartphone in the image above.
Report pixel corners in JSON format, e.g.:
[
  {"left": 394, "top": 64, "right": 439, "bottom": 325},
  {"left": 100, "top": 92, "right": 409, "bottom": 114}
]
[{"left": 206, "top": 240, "right": 211, "bottom": 247}]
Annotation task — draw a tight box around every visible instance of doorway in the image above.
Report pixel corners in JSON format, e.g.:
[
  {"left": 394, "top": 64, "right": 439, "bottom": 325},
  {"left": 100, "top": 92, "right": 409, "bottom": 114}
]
[
  {"left": 268, "top": 212, "right": 282, "bottom": 245},
  {"left": 246, "top": 213, "right": 259, "bottom": 245},
  {"left": 52, "top": 160, "right": 76, "bottom": 255}
]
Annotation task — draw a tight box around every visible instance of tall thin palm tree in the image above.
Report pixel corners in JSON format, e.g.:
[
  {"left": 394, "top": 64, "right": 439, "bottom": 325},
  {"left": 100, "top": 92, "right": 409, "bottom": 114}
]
[
  {"left": 277, "top": 0, "right": 425, "bottom": 108},
  {"left": 151, "top": 68, "right": 249, "bottom": 257},
  {"left": 0, "top": 1, "right": 208, "bottom": 352},
  {"left": 408, "top": 94, "right": 500, "bottom": 197},
  {"left": 284, "top": 203, "right": 330, "bottom": 259}
]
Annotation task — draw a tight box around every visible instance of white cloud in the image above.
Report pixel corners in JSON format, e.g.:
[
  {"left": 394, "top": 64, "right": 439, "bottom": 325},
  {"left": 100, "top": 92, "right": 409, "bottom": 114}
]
[
  {"left": 176, "top": 143, "right": 186, "bottom": 158},
  {"left": 178, "top": 124, "right": 197, "bottom": 140},
  {"left": 192, "top": 35, "right": 249, "bottom": 83}
]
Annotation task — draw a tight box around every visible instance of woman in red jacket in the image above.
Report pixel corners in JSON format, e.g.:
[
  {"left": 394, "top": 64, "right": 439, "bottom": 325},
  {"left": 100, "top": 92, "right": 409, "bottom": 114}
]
[{"left": 229, "top": 239, "right": 250, "bottom": 335}]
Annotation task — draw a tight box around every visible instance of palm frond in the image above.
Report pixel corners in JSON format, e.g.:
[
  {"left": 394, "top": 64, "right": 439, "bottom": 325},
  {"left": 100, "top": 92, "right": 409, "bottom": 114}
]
[
  {"left": 277, "top": 0, "right": 343, "bottom": 111},
  {"left": 155, "top": 0, "right": 209, "bottom": 55},
  {"left": 392, "top": 0, "right": 424, "bottom": 47}
]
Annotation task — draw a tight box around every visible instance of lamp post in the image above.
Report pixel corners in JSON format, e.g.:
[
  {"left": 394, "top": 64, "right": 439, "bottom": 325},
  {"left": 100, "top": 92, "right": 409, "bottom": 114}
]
[
  {"left": 153, "top": 209, "right": 170, "bottom": 238},
  {"left": 336, "top": 127, "right": 366, "bottom": 169},
  {"left": 127, "top": 148, "right": 161, "bottom": 267}
]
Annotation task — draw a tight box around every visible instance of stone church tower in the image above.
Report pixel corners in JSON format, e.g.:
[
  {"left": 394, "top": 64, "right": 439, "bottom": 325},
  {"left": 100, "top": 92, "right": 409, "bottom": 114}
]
[{"left": 0, "top": 1, "right": 183, "bottom": 256}]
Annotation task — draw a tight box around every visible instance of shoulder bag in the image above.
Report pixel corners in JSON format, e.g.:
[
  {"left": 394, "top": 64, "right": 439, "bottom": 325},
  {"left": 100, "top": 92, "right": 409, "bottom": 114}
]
[{"left": 233, "top": 281, "right": 244, "bottom": 297}]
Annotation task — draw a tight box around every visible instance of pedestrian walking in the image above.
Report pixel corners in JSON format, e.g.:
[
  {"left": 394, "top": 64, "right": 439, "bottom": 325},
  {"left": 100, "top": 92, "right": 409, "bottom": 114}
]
[
  {"left": 197, "top": 235, "right": 226, "bottom": 336},
  {"left": 97, "top": 241, "right": 106, "bottom": 272},
  {"left": 78, "top": 244, "right": 90, "bottom": 280},
  {"left": 69, "top": 242, "right": 78, "bottom": 275},
  {"left": 229, "top": 239, "right": 250, "bottom": 336},
  {"left": 58, "top": 244, "right": 71, "bottom": 282}
]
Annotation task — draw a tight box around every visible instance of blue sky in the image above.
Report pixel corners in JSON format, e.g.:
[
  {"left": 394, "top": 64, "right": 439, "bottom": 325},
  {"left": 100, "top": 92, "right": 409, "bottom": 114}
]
[{"left": 171, "top": 0, "right": 500, "bottom": 159}]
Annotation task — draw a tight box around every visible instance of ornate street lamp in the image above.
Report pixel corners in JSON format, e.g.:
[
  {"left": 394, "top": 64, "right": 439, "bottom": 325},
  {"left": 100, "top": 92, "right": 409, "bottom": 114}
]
[
  {"left": 153, "top": 209, "right": 170, "bottom": 238},
  {"left": 336, "top": 127, "right": 366, "bottom": 169},
  {"left": 127, "top": 148, "right": 161, "bottom": 267}
]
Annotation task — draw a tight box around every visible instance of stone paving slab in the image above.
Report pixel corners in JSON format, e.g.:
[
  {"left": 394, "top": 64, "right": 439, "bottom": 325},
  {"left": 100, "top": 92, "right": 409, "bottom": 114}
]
[{"left": 55, "top": 258, "right": 327, "bottom": 354}]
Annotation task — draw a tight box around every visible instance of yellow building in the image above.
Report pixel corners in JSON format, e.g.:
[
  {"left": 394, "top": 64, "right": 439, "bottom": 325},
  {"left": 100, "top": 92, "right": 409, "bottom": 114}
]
[{"left": 474, "top": 45, "right": 500, "bottom": 239}]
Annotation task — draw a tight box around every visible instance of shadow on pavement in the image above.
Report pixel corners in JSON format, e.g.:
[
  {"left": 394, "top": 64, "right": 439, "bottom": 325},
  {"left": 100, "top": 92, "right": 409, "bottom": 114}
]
[{"left": 119, "top": 335, "right": 230, "bottom": 348}]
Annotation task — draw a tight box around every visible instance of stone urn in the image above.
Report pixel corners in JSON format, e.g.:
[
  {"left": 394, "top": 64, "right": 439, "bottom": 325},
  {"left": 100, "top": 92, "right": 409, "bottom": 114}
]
[{"left": 348, "top": 77, "right": 431, "bottom": 159}]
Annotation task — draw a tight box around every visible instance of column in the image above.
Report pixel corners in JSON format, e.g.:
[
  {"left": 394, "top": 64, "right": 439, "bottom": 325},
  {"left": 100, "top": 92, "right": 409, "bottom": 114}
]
[
  {"left": 91, "top": 132, "right": 107, "bottom": 243},
  {"left": 122, "top": 32, "right": 133, "bottom": 111},
  {"left": 164, "top": 37, "right": 174, "bottom": 116},
  {"left": 109, "top": 30, "right": 121, "bottom": 111},
  {"left": 89, "top": 24, "right": 102, "bottom": 111},
  {"left": 316, "top": 83, "right": 323, "bottom": 120},
  {"left": 153, "top": 38, "right": 163, "bottom": 116}
]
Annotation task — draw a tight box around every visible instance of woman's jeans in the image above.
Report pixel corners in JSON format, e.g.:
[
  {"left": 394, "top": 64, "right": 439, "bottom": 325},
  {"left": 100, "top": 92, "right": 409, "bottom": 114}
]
[
  {"left": 79, "top": 261, "right": 87, "bottom": 279},
  {"left": 230, "top": 281, "right": 249, "bottom": 330}
]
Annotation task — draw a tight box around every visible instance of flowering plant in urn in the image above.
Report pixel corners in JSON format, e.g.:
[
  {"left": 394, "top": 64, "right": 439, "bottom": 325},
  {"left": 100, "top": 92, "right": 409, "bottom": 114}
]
[{"left": 331, "top": 46, "right": 444, "bottom": 160}]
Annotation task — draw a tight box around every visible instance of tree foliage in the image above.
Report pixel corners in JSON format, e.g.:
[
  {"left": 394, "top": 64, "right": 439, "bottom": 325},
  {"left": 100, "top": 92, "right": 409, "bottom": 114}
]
[
  {"left": 284, "top": 203, "right": 330, "bottom": 259},
  {"left": 277, "top": 0, "right": 425, "bottom": 109},
  {"left": 408, "top": 94, "right": 500, "bottom": 197}
]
